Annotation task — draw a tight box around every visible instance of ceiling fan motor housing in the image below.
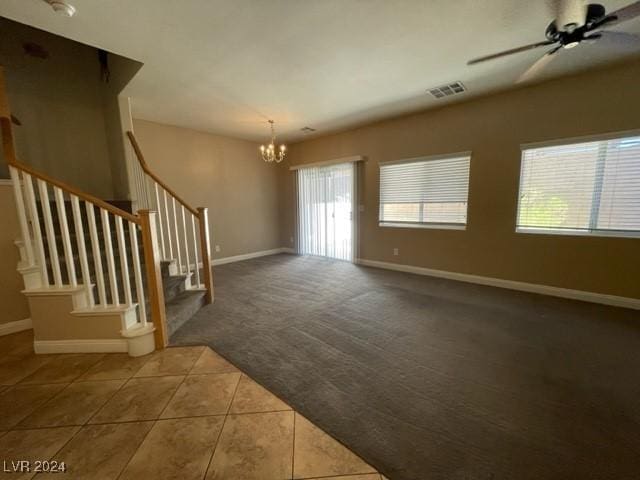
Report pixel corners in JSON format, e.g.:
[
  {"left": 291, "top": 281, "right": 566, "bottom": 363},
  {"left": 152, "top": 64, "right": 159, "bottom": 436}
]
[{"left": 545, "top": 3, "right": 609, "bottom": 47}]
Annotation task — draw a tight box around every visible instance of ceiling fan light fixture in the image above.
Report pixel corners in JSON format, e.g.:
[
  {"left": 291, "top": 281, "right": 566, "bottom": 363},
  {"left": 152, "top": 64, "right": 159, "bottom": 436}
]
[
  {"left": 564, "top": 40, "right": 580, "bottom": 49},
  {"left": 46, "top": 0, "right": 76, "bottom": 17}
]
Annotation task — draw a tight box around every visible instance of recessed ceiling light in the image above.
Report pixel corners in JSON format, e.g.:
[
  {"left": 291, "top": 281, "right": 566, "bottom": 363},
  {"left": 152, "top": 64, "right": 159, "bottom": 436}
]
[{"left": 46, "top": 1, "right": 76, "bottom": 17}]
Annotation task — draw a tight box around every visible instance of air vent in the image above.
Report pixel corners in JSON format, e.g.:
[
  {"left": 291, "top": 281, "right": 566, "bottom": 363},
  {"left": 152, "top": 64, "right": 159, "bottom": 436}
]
[
  {"left": 300, "top": 126, "right": 316, "bottom": 133},
  {"left": 428, "top": 81, "right": 466, "bottom": 99}
]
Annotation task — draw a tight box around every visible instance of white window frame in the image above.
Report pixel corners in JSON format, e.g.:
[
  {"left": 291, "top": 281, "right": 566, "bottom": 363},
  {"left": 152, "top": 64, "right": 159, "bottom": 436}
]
[
  {"left": 516, "top": 129, "right": 640, "bottom": 239},
  {"left": 378, "top": 151, "right": 471, "bottom": 230}
]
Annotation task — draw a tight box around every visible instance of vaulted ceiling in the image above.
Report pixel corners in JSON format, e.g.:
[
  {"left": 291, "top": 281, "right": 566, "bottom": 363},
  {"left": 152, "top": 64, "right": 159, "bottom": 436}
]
[{"left": 1, "top": 0, "right": 639, "bottom": 141}]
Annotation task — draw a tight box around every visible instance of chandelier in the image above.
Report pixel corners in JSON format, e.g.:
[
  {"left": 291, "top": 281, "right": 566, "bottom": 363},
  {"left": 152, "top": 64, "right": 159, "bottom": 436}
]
[{"left": 260, "top": 120, "right": 286, "bottom": 163}]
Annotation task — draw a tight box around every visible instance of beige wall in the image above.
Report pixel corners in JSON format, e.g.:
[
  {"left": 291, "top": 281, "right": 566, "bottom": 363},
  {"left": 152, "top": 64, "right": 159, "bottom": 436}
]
[
  {"left": 132, "top": 119, "right": 283, "bottom": 259},
  {"left": 0, "top": 18, "right": 141, "bottom": 200},
  {"left": 0, "top": 184, "right": 30, "bottom": 325},
  {"left": 282, "top": 59, "right": 640, "bottom": 299}
]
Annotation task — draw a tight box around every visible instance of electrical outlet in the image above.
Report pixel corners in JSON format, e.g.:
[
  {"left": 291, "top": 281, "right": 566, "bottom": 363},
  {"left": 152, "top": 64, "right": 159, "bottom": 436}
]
[
  {"left": 215, "top": 245, "right": 221, "bottom": 253},
  {"left": 393, "top": 248, "right": 399, "bottom": 256}
]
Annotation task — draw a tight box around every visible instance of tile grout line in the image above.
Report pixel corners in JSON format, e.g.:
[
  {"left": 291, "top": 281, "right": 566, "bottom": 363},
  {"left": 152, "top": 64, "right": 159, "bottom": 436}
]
[
  {"left": 74, "top": 352, "right": 155, "bottom": 383},
  {"left": 2, "top": 384, "right": 74, "bottom": 432},
  {"left": 153, "top": 349, "right": 207, "bottom": 419},
  {"left": 116, "top": 350, "right": 202, "bottom": 480},
  {"left": 201, "top": 371, "right": 243, "bottom": 480},
  {"left": 29, "top": 424, "right": 83, "bottom": 479},
  {"left": 296, "top": 474, "right": 383, "bottom": 480},
  {"left": 156, "top": 374, "right": 190, "bottom": 419},
  {"left": 82, "top": 377, "right": 131, "bottom": 426},
  {"left": 16, "top": 353, "right": 107, "bottom": 388},
  {"left": 9, "top": 408, "right": 291, "bottom": 432},
  {"left": 16, "top": 377, "right": 128, "bottom": 431},
  {"left": 6, "top": 382, "right": 72, "bottom": 431},
  {"left": 115, "top": 420, "right": 159, "bottom": 480},
  {"left": 186, "top": 347, "right": 206, "bottom": 375},
  {"left": 291, "top": 410, "right": 297, "bottom": 480}
]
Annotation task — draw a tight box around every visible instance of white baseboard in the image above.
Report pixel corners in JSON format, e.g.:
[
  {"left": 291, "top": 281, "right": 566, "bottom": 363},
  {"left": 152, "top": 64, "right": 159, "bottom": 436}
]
[
  {"left": 211, "top": 247, "right": 293, "bottom": 266},
  {"left": 34, "top": 338, "right": 128, "bottom": 354},
  {"left": 0, "top": 318, "right": 32, "bottom": 336},
  {"left": 356, "top": 258, "right": 640, "bottom": 310}
]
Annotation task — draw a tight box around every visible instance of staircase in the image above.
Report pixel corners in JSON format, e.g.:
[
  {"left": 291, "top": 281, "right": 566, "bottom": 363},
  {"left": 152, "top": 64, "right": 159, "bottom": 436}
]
[
  {"left": 35, "top": 201, "right": 207, "bottom": 337},
  {"left": 1, "top": 65, "right": 213, "bottom": 356}
]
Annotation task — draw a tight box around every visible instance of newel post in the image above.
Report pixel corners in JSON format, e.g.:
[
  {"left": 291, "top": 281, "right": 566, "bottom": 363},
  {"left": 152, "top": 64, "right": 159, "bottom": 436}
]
[
  {"left": 139, "top": 210, "right": 168, "bottom": 349},
  {"left": 198, "top": 207, "right": 214, "bottom": 304}
]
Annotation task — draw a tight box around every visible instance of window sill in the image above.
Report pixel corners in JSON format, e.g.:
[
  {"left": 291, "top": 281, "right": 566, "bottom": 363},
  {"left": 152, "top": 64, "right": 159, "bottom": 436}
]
[
  {"left": 516, "top": 227, "right": 640, "bottom": 239},
  {"left": 379, "top": 222, "right": 466, "bottom": 231}
]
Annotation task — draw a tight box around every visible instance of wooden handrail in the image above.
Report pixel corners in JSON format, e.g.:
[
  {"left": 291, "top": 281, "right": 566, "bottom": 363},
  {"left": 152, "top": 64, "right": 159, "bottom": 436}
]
[
  {"left": 1, "top": 117, "right": 139, "bottom": 224},
  {"left": 126, "top": 131, "right": 198, "bottom": 216}
]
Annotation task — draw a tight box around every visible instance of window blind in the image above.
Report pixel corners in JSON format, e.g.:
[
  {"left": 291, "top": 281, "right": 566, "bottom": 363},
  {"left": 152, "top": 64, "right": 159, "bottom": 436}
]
[
  {"left": 379, "top": 154, "right": 470, "bottom": 226},
  {"left": 517, "top": 135, "right": 640, "bottom": 236}
]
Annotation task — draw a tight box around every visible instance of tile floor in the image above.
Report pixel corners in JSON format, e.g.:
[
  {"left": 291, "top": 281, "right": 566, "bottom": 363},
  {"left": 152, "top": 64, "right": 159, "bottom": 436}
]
[{"left": 0, "top": 330, "right": 389, "bottom": 480}]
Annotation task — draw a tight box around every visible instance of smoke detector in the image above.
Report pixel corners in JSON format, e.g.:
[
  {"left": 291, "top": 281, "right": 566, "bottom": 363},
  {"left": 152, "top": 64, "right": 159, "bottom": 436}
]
[
  {"left": 45, "top": 1, "right": 76, "bottom": 17},
  {"left": 428, "top": 81, "right": 466, "bottom": 99}
]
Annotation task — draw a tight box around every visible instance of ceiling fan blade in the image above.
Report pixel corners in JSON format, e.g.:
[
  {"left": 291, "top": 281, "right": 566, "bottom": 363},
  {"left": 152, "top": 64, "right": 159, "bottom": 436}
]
[
  {"left": 467, "top": 40, "right": 556, "bottom": 65},
  {"left": 606, "top": 1, "right": 640, "bottom": 24},
  {"left": 595, "top": 30, "right": 640, "bottom": 48},
  {"left": 516, "top": 46, "right": 562, "bottom": 84}
]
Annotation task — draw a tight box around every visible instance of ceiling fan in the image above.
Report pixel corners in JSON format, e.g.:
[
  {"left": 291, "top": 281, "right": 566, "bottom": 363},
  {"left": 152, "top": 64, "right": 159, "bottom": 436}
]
[{"left": 467, "top": 1, "right": 640, "bottom": 82}]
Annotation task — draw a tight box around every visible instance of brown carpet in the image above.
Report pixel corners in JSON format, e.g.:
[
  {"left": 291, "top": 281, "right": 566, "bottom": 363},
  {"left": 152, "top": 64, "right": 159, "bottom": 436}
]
[{"left": 171, "top": 253, "right": 640, "bottom": 480}]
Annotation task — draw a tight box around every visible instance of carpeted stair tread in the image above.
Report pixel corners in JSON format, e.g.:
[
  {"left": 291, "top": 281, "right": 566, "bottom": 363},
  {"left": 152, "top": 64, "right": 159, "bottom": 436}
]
[{"left": 165, "top": 289, "right": 206, "bottom": 337}]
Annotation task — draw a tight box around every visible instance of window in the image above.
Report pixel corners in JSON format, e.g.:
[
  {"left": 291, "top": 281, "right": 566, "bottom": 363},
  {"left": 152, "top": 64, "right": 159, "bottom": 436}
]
[
  {"left": 379, "top": 153, "right": 471, "bottom": 228},
  {"left": 517, "top": 134, "right": 640, "bottom": 237}
]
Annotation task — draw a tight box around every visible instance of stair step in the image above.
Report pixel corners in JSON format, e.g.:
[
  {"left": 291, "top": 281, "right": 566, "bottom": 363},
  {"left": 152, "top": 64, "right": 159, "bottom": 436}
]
[
  {"left": 163, "top": 273, "right": 190, "bottom": 304},
  {"left": 166, "top": 289, "right": 206, "bottom": 337}
]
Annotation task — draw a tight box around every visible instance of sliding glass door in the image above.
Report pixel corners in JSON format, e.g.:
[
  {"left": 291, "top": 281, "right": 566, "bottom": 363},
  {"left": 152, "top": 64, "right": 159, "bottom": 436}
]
[{"left": 297, "top": 162, "right": 355, "bottom": 261}]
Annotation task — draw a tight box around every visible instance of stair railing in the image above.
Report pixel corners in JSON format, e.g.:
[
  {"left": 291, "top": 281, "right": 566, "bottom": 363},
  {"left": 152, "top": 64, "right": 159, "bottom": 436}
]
[
  {"left": 126, "top": 131, "right": 213, "bottom": 304},
  {"left": 0, "top": 66, "right": 168, "bottom": 348}
]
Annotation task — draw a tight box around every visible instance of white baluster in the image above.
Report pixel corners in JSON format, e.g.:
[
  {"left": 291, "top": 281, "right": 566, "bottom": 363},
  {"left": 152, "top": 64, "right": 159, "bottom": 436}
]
[
  {"left": 9, "top": 167, "right": 35, "bottom": 266},
  {"left": 129, "top": 221, "right": 147, "bottom": 326},
  {"left": 134, "top": 162, "right": 144, "bottom": 211},
  {"left": 86, "top": 203, "right": 107, "bottom": 306},
  {"left": 54, "top": 187, "right": 77, "bottom": 287},
  {"left": 37, "top": 180, "right": 62, "bottom": 286},
  {"left": 154, "top": 183, "right": 166, "bottom": 259},
  {"left": 190, "top": 213, "right": 201, "bottom": 288},
  {"left": 100, "top": 208, "right": 119, "bottom": 305},
  {"left": 172, "top": 197, "right": 182, "bottom": 273},
  {"left": 143, "top": 169, "right": 152, "bottom": 210},
  {"left": 181, "top": 205, "right": 191, "bottom": 284},
  {"left": 71, "top": 196, "right": 94, "bottom": 306},
  {"left": 115, "top": 216, "right": 132, "bottom": 307},
  {"left": 137, "top": 164, "right": 145, "bottom": 209},
  {"left": 23, "top": 174, "right": 49, "bottom": 285},
  {"left": 163, "top": 189, "right": 173, "bottom": 259}
]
